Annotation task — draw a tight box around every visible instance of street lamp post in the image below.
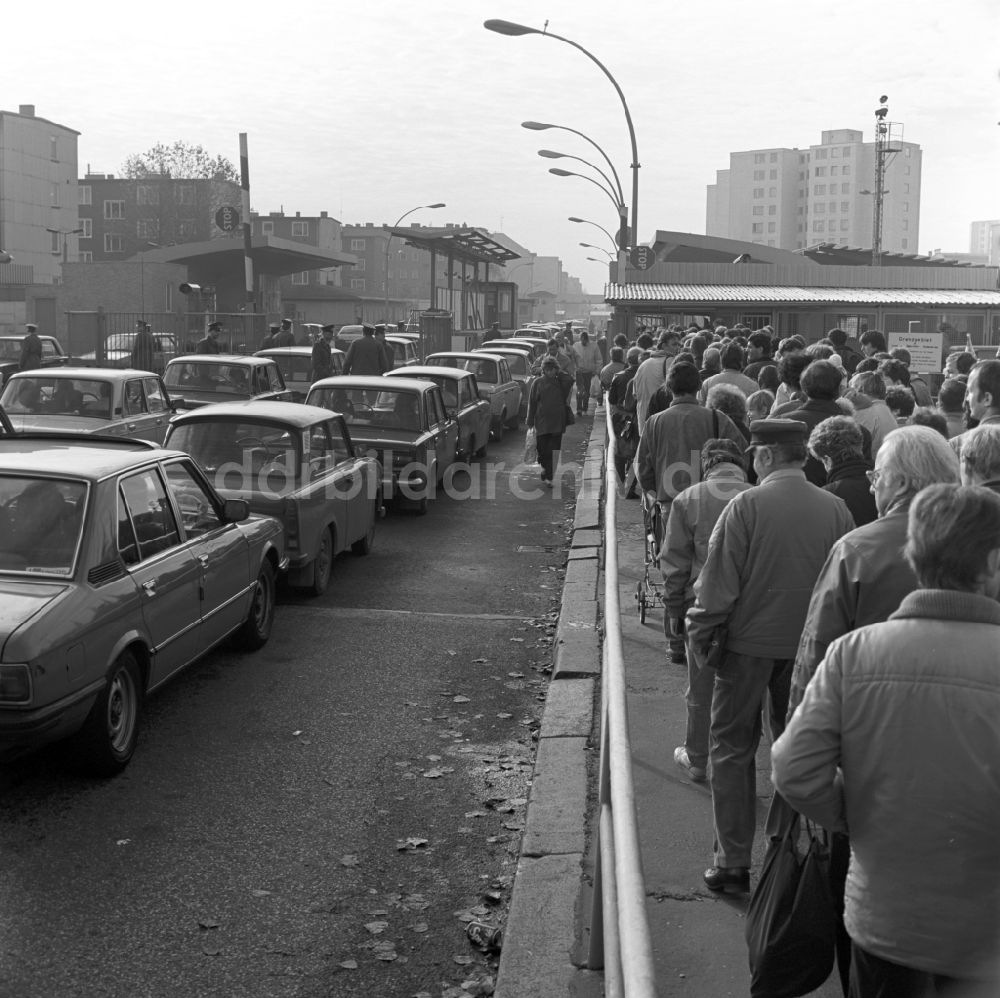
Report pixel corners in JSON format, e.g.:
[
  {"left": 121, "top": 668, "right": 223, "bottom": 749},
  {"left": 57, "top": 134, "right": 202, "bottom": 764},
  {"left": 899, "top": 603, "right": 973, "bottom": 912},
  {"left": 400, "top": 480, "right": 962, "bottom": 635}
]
[
  {"left": 47, "top": 226, "right": 83, "bottom": 266},
  {"left": 486, "top": 19, "right": 640, "bottom": 248},
  {"left": 384, "top": 203, "right": 445, "bottom": 323}
]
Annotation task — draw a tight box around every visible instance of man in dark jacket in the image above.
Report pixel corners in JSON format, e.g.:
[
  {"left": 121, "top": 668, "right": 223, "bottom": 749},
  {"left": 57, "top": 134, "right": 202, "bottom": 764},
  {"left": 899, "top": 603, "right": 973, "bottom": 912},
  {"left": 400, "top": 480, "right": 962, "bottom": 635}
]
[
  {"left": 19, "top": 323, "right": 43, "bottom": 370},
  {"left": 311, "top": 325, "right": 335, "bottom": 381},
  {"left": 807, "top": 416, "right": 874, "bottom": 526},
  {"left": 608, "top": 347, "right": 641, "bottom": 491},
  {"left": 342, "top": 324, "right": 387, "bottom": 376},
  {"left": 525, "top": 357, "right": 574, "bottom": 488},
  {"left": 196, "top": 322, "right": 222, "bottom": 354},
  {"left": 274, "top": 319, "right": 295, "bottom": 347},
  {"left": 130, "top": 321, "right": 158, "bottom": 372},
  {"left": 260, "top": 323, "right": 280, "bottom": 350}
]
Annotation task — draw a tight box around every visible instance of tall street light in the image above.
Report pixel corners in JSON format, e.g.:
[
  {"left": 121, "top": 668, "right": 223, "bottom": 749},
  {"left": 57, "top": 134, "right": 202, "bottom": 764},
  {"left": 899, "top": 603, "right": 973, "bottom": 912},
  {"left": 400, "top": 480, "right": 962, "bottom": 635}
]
[
  {"left": 570, "top": 217, "right": 618, "bottom": 252},
  {"left": 548, "top": 168, "right": 622, "bottom": 216},
  {"left": 486, "top": 19, "right": 639, "bottom": 248},
  {"left": 580, "top": 242, "right": 613, "bottom": 259},
  {"left": 384, "top": 202, "right": 446, "bottom": 321},
  {"left": 538, "top": 150, "right": 621, "bottom": 212},
  {"left": 47, "top": 226, "right": 83, "bottom": 265}
]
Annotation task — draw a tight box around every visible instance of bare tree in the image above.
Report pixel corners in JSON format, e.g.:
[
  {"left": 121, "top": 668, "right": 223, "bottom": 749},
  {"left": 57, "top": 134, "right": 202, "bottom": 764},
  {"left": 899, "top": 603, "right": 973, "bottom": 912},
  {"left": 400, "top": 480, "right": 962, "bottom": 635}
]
[{"left": 122, "top": 141, "right": 239, "bottom": 182}]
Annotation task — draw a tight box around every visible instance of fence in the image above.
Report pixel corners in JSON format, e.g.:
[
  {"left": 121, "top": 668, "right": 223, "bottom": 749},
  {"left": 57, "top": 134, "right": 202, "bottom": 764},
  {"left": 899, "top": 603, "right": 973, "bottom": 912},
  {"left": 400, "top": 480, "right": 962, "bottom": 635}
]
[{"left": 588, "top": 406, "right": 659, "bottom": 997}]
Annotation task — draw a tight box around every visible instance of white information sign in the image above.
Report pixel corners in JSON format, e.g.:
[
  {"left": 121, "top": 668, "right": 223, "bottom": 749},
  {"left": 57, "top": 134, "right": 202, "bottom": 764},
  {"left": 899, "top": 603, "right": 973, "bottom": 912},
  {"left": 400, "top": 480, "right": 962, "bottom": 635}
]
[{"left": 887, "top": 330, "right": 942, "bottom": 373}]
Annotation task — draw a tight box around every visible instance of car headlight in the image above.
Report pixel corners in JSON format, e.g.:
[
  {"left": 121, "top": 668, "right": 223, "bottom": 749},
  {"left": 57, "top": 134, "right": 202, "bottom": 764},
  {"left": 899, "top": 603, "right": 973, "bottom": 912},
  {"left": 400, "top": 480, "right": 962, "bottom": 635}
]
[{"left": 0, "top": 664, "right": 32, "bottom": 704}]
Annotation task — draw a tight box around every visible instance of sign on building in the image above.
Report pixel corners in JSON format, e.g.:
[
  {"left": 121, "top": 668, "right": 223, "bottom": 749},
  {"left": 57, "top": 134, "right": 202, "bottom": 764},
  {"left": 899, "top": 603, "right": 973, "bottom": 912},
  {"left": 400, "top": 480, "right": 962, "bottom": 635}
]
[{"left": 888, "top": 328, "right": 943, "bottom": 373}]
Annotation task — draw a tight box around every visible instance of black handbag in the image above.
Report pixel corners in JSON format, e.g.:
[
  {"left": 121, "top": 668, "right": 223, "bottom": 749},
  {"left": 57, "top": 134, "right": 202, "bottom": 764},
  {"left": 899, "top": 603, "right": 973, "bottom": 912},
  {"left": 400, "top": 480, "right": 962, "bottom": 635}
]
[
  {"left": 746, "top": 794, "right": 836, "bottom": 998},
  {"left": 564, "top": 404, "right": 576, "bottom": 426}
]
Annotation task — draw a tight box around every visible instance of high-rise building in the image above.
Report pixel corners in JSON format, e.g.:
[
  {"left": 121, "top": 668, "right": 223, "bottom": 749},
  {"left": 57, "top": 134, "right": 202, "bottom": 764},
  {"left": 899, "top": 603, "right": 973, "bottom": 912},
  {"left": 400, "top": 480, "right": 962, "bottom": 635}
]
[
  {"left": 970, "top": 220, "right": 1000, "bottom": 264},
  {"left": 707, "top": 128, "right": 921, "bottom": 254},
  {"left": 0, "top": 104, "right": 80, "bottom": 283}
]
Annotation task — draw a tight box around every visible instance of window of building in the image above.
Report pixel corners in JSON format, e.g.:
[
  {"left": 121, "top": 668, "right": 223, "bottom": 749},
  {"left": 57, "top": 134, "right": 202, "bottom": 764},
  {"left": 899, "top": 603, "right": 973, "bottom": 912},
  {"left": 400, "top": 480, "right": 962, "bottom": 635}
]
[
  {"left": 903, "top": 184, "right": 910, "bottom": 194},
  {"left": 842, "top": 165, "right": 850, "bottom": 176},
  {"left": 50, "top": 231, "right": 60, "bottom": 253},
  {"left": 137, "top": 185, "right": 159, "bottom": 206},
  {"left": 769, "top": 187, "right": 776, "bottom": 197},
  {"left": 752, "top": 206, "right": 763, "bottom": 216},
  {"left": 50, "top": 183, "right": 59, "bottom": 206},
  {"left": 79, "top": 185, "right": 92, "bottom": 206},
  {"left": 50, "top": 135, "right": 58, "bottom": 161},
  {"left": 902, "top": 220, "right": 909, "bottom": 230},
  {"left": 799, "top": 189, "right": 805, "bottom": 198},
  {"left": 905, "top": 146, "right": 911, "bottom": 157},
  {"left": 842, "top": 183, "right": 850, "bottom": 194},
  {"left": 261, "top": 221, "right": 274, "bottom": 234},
  {"left": 350, "top": 238, "right": 365, "bottom": 250},
  {"left": 768, "top": 205, "right": 776, "bottom": 215},
  {"left": 177, "top": 185, "right": 195, "bottom": 205},
  {"left": 754, "top": 153, "right": 765, "bottom": 164},
  {"left": 769, "top": 152, "right": 777, "bottom": 162},
  {"left": 903, "top": 202, "right": 910, "bottom": 212},
  {"left": 351, "top": 278, "right": 365, "bottom": 290},
  {"left": 291, "top": 220, "right": 309, "bottom": 236},
  {"left": 753, "top": 188, "right": 764, "bottom": 198},
  {"left": 769, "top": 169, "right": 777, "bottom": 180},
  {"left": 104, "top": 233, "right": 123, "bottom": 253},
  {"left": 813, "top": 221, "right": 825, "bottom": 232},
  {"left": 411, "top": 270, "right": 419, "bottom": 279},
  {"left": 799, "top": 154, "right": 806, "bottom": 164},
  {"left": 767, "top": 239, "right": 776, "bottom": 246},
  {"left": 80, "top": 219, "right": 92, "bottom": 239},
  {"left": 104, "top": 200, "right": 125, "bottom": 219},
  {"left": 291, "top": 271, "right": 309, "bottom": 285},
  {"left": 137, "top": 219, "right": 158, "bottom": 240},
  {"left": 754, "top": 170, "right": 765, "bottom": 180},
  {"left": 178, "top": 220, "right": 195, "bottom": 238},
  {"left": 815, "top": 203, "right": 825, "bottom": 213},
  {"left": 751, "top": 222, "right": 763, "bottom": 234},
  {"left": 797, "top": 224, "right": 804, "bottom": 233},
  {"left": 815, "top": 148, "right": 827, "bottom": 159},
  {"left": 829, "top": 202, "right": 837, "bottom": 213},
  {"left": 901, "top": 238, "right": 908, "bottom": 249},
  {"left": 842, "top": 147, "right": 851, "bottom": 157},
  {"left": 768, "top": 222, "right": 776, "bottom": 232},
  {"left": 840, "top": 219, "right": 849, "bottom": 231},
  {"left": 841, "top": 201, "right": 849, "bottom": 213},
  {"left": 831, "top": 147, "right": 839, "bottom": 158},
  {"left": 355, "top": 258, "right": 365, "bottom": 271},
  {"left": 815, "top": 167, "right": 826, "bottom": 177},
  {"left": 79, "top": 251, "right": 93, "bottom": 263},
  {"left": 799, "top": 171, "right": 806, "bottom": 181},
  {"left": 815, "top": 184, "right": 826, "bottom": 195},
  {"left": 830, "top": 165, "right": 839, "bottom": 176}
]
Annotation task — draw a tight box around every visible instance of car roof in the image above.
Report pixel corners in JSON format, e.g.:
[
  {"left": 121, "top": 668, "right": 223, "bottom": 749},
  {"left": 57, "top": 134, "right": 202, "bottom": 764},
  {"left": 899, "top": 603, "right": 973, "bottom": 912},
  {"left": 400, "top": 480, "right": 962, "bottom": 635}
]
[
  {"left": 426, "top": 352, "right": 505, "bottom": 362},
  {"left": 3, "top": 366, "right": 155, "bottom": 379},
  {"left": 384, "top": 335, "right": 412, "bottom": 344},
  {"left": 310, "top": 375, "right": 432, "bottom": 392},
  {"left": 255, "top": 347, "right": 314, "bottom": 357},
  {"left": 0, "top": 437, "right": 182, "bottom": 479},
  {"left": 387, "top": 366, "right": 470, "bottom": 381},
  {"left": 167, "top": 354, "right": 275, "bottom": 366},
  {"left": 480, "top": 343, "right": 532, "bottom": 353},
  {"left": 169, "top": 400, "right": 340, "bottom": 428}
]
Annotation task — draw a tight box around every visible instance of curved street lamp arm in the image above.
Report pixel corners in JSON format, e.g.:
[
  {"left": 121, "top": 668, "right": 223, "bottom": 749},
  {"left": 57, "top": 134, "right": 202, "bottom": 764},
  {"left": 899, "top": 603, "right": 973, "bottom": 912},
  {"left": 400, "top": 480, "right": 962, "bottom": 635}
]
[
  {"left": 569, "top": 217, "right": 618, "bottom": 250},
  {"left": 540, "top": 151, "right": 622, "bottom": 210},
  {"left": 531, "top": 123, "right": 624, "bottom": 205},
  {"left": 549, "top": 168, "right": 622, "bottom": 214}
]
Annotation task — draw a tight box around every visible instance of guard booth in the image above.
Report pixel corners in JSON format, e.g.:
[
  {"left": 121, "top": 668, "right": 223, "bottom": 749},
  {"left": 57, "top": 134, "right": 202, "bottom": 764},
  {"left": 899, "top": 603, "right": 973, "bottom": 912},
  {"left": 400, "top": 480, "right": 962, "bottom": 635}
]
[{"left": 418, "top": 309, "right": 453, "bottom": 361}]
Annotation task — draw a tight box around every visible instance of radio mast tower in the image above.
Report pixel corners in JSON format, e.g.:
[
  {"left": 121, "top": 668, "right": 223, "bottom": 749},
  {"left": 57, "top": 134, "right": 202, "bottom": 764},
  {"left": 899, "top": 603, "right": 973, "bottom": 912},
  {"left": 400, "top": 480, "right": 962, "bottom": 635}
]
[{"left": 869, "top": 95, "right": 902, "bottom": 267}]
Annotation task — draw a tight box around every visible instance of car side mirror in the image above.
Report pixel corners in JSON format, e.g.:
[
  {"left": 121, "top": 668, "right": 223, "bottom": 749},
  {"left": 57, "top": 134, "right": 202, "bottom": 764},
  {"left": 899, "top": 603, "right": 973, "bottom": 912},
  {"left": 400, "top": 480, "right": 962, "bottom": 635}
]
[{"left": 222, "top": 498, "right": 249, "bottom": 523}]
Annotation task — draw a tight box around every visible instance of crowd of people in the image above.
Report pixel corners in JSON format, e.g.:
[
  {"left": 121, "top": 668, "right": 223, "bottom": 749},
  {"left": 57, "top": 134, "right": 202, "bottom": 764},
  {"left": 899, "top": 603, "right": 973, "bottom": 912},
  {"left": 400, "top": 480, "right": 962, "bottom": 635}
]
[{"left": 607, "top": 320, "right": 999, "bottom": 997}]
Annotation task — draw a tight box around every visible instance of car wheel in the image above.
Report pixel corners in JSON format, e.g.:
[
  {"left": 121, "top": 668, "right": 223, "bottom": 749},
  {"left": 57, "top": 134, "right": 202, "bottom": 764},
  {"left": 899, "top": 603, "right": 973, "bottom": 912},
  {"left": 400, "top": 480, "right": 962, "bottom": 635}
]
[
  {"left": 235, "top": 559, "right": 276, "bottom": 649},
  {"left": 352, "top": 499, "right": 377, "bottom": 556},
  {"left": 506, "top": 408, "right": 521, "bottom": 430},
  {"left": 492, "top": 411, "right": 506, "bottom": 442},
  {"left": 474, "top": 435, "right": 489, "bottom": 460},
  {"left": 305, "top": 527, "right": 334, "bottom": 597},
  {"left": 76, "top": 649, "right": 143, "bottom": 776},
  {"left": 414, "top": 496, "right": 428, "bottom": 516}
]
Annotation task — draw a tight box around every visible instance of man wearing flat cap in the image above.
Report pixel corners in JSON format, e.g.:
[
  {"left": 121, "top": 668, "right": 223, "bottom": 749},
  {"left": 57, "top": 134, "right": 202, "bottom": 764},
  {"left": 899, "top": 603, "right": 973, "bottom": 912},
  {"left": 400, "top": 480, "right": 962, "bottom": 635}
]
[
  {"left": 196, "top": 322, "right": 223, "bottom": 354},
  {"left": 686, "top": 418, "right": 854, "bottom": 896},
  {"left": 342, "top": 323, "right": 388, "bottom": 377},
  {"left": 19, "top": 323, "right": 43, "bottom": 371},
  {"left": 311, "top": 324, "right": 335, "bottom": 381},
  {"left": 274, "top": 318, "right": 295, "bottom": 348},
  {"left": 260, "top": 322, "right": 280, "bottom": 350}
]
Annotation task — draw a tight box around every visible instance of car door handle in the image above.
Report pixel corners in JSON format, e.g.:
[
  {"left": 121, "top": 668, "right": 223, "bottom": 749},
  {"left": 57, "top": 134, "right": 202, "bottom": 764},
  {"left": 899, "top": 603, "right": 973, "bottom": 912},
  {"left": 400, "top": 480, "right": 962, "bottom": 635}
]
[
  {"left": 197, "top": 554, "right": 209, "bottom": 567},
  {"left": 142, "top": 580, "right": 157, "bottom": 596},
  {"left": 127, "top": 423, "right": 137, "bottom": 431}
]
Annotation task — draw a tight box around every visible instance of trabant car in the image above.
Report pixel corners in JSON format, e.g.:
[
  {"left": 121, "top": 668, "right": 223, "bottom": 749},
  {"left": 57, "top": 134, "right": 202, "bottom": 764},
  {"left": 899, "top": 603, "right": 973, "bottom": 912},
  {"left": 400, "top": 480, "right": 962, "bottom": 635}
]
[
  {"left": 425, "top": 352, "right": 522, "bottom": 439},
  {"left": 475, "top": 345, "right": 536, "bottom": 420},
  {"left": 165, "top": 401, "right": 379, "bottom": 597},
  {"left": 254, "top": 346, "right": 346, "bottom": 402},
  {"left": 164, "top": 355, "right": 294, "bottom": 410},
  {"left": 0, "top": 367, "right": 176, "bottom": 444},
  {"left": 306, "top": 375, "right": 457, "bottom": 515},
  {"left": 0, "top": 435, "right": 285, "bottom": 774},
  {"left": 385, "top": 366, "right": 491, "bottom": 462},
  {"left": 384, "top": 335, "right": 419, "bottom": 369}
]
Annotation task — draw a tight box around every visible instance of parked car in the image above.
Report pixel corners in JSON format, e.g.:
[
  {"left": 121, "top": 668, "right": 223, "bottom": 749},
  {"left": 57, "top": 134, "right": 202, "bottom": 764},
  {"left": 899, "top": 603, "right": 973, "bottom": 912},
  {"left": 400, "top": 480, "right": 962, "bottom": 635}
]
[
  {"left": 333, "top": 324, "right": 365, "bottom": 351},
  {"left": 166, "top": 401, "right": 380, "bottom": 596},
  {"left": 0, "top": 405, "right": 14, "bottom": 436},
  {"left": 0, "top": 368, "right": 176, "bottom": 444},
  {"left": 0, "top": 434, "right": 285, "bottom": 773},
  {"left": 78, "top": 332, "right": 179, "bottom": 373},
  {"left": 305, "top": 375, "right": 457, "bottom": 514},
  {"left": 254, "top": 346, "right": 345, "bottom": 402},
  {"left": 475, "top": 345, "right": 536, "bottom": 420},
  {"left": 385, "top": 366, "right": 491, "bottom": 462},
  {"left": 511, "top": 334, "right": 552, "bottom": 357},
  {"left": 425, "top": 352, "right": 522, "bottom": 438},
  {"left": 384, "top": 335, "right": 419, "bottom": 368},
  {"left": 0, "top": 335, "right": 73, "bottom": 387},
  {"left": 164, "top": 355, "right": 294, "bottom": 410}
]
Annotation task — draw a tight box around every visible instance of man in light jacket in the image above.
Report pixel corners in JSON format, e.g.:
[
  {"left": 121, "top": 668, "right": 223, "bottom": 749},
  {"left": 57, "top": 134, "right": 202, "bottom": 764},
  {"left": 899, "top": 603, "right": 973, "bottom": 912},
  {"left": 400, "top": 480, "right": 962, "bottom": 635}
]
[
  {"left": 686, "top": 418, "right": 854, "bottom": 895},
  {"left": 773, "top": 485, "right": 1000, "bottom": 997}
]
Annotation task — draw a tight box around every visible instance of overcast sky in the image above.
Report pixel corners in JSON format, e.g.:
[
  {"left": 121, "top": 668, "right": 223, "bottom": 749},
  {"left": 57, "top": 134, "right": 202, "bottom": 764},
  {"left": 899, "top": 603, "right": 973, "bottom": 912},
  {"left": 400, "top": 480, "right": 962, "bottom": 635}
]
[{"left": 8, "top": 0, "right": 998, "bottom": 293}]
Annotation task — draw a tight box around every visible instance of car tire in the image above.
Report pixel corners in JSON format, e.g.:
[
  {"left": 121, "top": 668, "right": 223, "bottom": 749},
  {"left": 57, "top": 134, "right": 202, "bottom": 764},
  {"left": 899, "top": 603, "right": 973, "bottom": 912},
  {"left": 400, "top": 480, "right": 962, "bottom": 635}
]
[
  {"left": 352, "top": 500, "right": 377, "bottom": 556},
  {"left": 235, "top": 559, "right": 276, "bottom": 649},
  {"left": 414, "top": 496, "right": 429, "bottom": 516},
  {"left": 474, "top": 435, "right": 489, "bottom": 460},
  {"left": 492, "top": 411, "right": 506, "bottom": 442},
  {"left": 506, "top": 408, "right": 521, "bottom": 430},
  {"left": 76, "top": 649, "right": 143, "bottom": 776},
  {"left": 304, "top": 527, "right": 334, "bottom": 597}
]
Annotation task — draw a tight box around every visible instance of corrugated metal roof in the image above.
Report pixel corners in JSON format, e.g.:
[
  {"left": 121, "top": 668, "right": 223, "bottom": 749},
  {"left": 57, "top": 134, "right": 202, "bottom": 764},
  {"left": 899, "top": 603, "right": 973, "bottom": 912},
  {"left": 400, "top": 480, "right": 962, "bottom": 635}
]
[{"left": 605, "top": 284, "right": 1000, "bottom": 306}]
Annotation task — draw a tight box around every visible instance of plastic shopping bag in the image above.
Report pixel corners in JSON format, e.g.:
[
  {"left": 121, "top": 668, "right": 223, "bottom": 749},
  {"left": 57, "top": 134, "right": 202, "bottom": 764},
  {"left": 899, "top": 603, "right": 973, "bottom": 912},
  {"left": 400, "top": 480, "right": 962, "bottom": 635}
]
[{"left": 522, "top": 427, "right": 537, "bottom": 464}]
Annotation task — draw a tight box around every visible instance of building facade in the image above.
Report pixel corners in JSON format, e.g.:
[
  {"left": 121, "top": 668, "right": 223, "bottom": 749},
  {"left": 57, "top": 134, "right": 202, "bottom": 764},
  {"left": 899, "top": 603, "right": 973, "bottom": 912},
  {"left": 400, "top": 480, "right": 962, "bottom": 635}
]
[
  {"left": 77, "top": 174, "right": 241, "bottom": 263},
  {"left": 707, "top": 128, "right": 921, "bottom": 254},
  {"left": 252, "top": 210, "right": 343, "bottom": 292},
  {"left": 0, "top": 104, "right": 80, "bottom": 284},
  {"left": 970, "top": 220, "right": 1000, "bottom": 265}
]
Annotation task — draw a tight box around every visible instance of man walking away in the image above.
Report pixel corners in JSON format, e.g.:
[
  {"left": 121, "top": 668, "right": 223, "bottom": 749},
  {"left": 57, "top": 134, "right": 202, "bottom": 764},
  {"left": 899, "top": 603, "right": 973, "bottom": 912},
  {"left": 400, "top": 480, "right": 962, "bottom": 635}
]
[
  {"left": 19, "top": 323, "right": 43, "bottom": 370},
  {"left": 311, "top": 325, "right": 335, "bottom": 381},
  {"left": 196, "top": 322, "right": 222, "bottom": 354},
  {"left": 526, "top": 357, "right": 574, "bottom": 488},
  {"left": 274, "top": 319, "right": 295, "bottom": 347},
  {"left": 687, "top": 418, "right": 854, "bottom": 895},
  {"left": 774, "top": 484, "right": 1000, "bottom": 998},
  {"left": 131, "top": 321, "right": 157, "bottom": 372},
  {"left": 342, "top": 324, "right": 388, "bottom": 377},
  {"left": 571, "top": 330, "right": 603, "bottom": 416}
]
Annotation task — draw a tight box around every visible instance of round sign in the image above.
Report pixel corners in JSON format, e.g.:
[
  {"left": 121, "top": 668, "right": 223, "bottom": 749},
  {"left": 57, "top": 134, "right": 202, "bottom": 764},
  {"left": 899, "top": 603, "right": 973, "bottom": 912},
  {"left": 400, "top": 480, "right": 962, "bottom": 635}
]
[
  {"left": 629, "top": 245, "right": 655, "bottom": 270},
  {"left": 215, "top": 206, "right": 241, "bottom": 232}
]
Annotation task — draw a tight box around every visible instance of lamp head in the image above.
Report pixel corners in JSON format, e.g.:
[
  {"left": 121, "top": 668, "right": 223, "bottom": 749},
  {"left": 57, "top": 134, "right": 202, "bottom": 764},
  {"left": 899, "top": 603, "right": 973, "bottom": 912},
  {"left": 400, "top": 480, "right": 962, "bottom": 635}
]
[
  {"left": 549, "top": 168, "right": 573, "bottom": 177},
  {"left": 427, "top": 203, "right": 446, "bottom": 209},
  {"left": 521, "top": 121, "right": 552, "bottom": 131},
  {"left": 568, "top": 217, "right": 585, "bottom": 223},
  {"left": 484, "top": 19, "right": 538, "bottom": 36},
  {"left": 537, "top": 149, "right": 563, "bottom": 159}
]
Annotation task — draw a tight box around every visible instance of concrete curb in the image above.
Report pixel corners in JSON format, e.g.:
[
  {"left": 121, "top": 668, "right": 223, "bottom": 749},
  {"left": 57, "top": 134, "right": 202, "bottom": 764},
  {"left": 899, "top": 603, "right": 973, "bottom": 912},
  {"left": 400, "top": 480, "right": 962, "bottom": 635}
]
[{"left": 495, "top": 410, "right": 609, "bottom": 998}]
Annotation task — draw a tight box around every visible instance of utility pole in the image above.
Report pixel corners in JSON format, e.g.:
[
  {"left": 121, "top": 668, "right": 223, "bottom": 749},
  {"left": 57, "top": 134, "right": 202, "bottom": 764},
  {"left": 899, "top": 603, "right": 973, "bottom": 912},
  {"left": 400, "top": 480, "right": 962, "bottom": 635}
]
[{"left": 870, "top": 95, "right": 901, "bottom": 267}]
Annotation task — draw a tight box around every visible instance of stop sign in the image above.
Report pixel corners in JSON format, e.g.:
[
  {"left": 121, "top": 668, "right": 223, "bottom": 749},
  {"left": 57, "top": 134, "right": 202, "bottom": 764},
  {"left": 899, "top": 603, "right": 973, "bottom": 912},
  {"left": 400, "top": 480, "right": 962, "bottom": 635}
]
[
  {"left": 215, "top": 206, "right": 241, "bottom": 232},
  {"left": 629, "top": 245, "right": 655, "bottom": 270}
]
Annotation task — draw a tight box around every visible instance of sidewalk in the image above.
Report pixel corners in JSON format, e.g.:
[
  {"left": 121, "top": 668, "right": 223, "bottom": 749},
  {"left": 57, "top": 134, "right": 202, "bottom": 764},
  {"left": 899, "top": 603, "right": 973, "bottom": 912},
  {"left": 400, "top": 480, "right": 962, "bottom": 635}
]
[{"left": 617, "top": 491, "right": 842, "bottom": 997}]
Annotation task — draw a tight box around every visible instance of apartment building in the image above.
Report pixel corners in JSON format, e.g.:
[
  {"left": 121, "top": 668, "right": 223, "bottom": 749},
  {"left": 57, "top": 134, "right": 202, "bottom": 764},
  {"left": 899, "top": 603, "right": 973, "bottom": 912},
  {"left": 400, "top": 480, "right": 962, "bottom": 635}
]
[
  {"left": 0, "top": 104, "right": 80, "bottom": 283},
  {"left": 970, "top": 220, "right": 1000, "bottom": 264},
  {"left": 707, "top": 128, "right": 921, "bottom": 253},
  {"left": 252, "top": 210, "right": 343, "bottom": 289}
]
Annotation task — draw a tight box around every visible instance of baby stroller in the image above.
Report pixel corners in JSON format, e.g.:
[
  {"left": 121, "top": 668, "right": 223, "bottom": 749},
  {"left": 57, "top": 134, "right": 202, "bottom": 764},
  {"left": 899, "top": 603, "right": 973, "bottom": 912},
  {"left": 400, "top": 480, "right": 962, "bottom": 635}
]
[{"left": 635, "top": 491, "right": 665, "bottom": 624}]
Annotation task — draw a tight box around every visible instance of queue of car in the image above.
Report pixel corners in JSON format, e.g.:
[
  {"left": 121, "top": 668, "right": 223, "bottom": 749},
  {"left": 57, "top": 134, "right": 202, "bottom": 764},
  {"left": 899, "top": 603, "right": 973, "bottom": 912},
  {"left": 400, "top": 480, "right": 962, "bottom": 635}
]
[{"left": 0, "top": 329, "right": 546, "bottom": 774}]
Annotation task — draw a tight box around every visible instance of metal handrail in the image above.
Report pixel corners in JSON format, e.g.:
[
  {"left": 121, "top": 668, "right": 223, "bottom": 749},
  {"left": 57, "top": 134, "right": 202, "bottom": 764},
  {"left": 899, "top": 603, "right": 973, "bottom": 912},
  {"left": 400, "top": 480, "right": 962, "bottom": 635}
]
[{"left": 588, "top": 405, "right": 658, "bottom": 996}]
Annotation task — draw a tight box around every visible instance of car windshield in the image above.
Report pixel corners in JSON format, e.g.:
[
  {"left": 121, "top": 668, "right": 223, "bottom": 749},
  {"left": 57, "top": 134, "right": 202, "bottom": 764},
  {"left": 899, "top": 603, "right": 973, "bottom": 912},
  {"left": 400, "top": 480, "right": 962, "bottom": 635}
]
[
  {"left": 164, "top": 362, "right": 252, "bottom": 396},
  {"left": 269, "top": 354, "right": 312, "bottom": 380},
  {"left": 462, "top": 358, "right": 498, "bottom": 383},
  {"left": 168, "top": 420, "right": 302, "bottom": 494},
  {"left": 0, "top": 475, "right": 88, "bottom": 576},
  {"left": 308, "top": 386, "right": 422, "bottom": 432},
  {"left": 496, "top": 353, "right": 528, "bottom": 375},
  {"left": 0, "top": 377, "right": 113, "bottom": 418}
]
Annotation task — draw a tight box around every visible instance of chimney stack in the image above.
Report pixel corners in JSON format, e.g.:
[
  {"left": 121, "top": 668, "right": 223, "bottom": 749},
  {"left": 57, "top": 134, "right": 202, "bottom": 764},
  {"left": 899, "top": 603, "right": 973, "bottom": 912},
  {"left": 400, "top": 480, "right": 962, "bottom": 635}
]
[{"left": 18, "top": 104, "right": 35, "bottom": 117}]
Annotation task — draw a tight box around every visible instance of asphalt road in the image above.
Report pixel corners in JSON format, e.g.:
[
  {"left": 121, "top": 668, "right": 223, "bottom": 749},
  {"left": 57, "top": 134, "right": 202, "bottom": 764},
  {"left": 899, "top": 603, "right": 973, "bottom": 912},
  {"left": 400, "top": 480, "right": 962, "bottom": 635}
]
[{"left": 0, "top": 418, "right": 593, "bottom": 998}]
